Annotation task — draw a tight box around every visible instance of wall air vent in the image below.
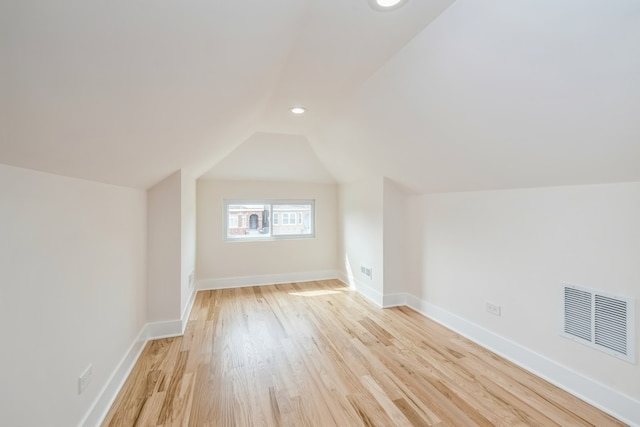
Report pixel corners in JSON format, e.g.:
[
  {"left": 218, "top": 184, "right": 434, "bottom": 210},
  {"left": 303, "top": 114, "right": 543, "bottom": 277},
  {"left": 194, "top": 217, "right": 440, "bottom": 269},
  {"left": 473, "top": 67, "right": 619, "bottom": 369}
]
[{"left": 561, "top": 283, "right": 635, "bottom": 364}]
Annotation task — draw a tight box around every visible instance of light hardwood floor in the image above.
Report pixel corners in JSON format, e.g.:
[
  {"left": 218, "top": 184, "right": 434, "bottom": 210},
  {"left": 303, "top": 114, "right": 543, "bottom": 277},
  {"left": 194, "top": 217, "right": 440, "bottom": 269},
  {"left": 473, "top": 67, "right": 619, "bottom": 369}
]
[{"left": 102, "top": 280, "right": 626, "bottom": 426}]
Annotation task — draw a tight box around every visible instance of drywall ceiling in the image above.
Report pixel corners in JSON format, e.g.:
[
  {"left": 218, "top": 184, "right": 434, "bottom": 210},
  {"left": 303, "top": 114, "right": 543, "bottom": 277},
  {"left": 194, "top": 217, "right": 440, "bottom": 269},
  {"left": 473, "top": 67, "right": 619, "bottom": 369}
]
[
  {"left": 318, "top": 0, "right": 640, "bottom": 193},
  {"left": 1, "top": 0, "right": 639, "bottom": 193},
  {"left": 202, "top": 133, "right": 335, "bottom": 183},
  {"left": 0, "top": 0, "right": 453, "bottom": 188}
]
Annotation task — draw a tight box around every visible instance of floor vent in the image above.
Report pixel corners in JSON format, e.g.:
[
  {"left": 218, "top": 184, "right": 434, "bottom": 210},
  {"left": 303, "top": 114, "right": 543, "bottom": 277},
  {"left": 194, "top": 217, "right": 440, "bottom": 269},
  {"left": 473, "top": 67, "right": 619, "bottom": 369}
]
[{"left": 561, "top": 283, "right": 635, "bottom": 364}]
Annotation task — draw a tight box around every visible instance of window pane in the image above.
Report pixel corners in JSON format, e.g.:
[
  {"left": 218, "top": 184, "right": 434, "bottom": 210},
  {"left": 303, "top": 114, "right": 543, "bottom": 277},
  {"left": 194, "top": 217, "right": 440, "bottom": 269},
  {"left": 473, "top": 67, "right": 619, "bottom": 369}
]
[
  {"left": 225, "top": 200, "right": 314, "bottom": 241},
  {"left": 226, "top": 204, "right": 270, "bottom": 239},
  {"left": 272, "top": 203, "right": 314, "bottom": 236}
]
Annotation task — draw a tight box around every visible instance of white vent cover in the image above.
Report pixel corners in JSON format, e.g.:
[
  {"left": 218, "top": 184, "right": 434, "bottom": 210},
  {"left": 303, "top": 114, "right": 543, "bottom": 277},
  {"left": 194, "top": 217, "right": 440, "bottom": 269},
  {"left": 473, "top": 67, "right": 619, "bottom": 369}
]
[{"left": 561, "top": 283, "right": 635, "bottom": 363}]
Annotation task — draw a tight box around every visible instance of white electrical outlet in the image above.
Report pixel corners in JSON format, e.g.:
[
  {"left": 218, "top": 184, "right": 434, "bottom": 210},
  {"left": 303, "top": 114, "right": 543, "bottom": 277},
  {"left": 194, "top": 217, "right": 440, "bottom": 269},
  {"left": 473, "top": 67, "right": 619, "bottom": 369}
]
[
  {"left": 486, "top": 302, "right": 501, "bottom": 316},
  {"left": 78, "top": 364, "right": 93, "bottom": 394}
]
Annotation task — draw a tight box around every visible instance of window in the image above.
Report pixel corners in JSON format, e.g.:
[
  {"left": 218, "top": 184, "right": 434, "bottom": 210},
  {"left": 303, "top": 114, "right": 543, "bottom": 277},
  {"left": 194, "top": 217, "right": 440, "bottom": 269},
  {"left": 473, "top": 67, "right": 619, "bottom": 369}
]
[{"left": 225, "top": 200, "right": 315, "bottom": 240}]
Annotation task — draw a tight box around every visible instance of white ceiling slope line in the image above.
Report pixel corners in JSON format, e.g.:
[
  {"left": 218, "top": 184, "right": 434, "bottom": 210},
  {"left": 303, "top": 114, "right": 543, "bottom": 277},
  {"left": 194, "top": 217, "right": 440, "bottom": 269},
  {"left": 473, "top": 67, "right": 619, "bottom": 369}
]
[{"left": 202, "top": 133, "right": 336, "bottom": 184}]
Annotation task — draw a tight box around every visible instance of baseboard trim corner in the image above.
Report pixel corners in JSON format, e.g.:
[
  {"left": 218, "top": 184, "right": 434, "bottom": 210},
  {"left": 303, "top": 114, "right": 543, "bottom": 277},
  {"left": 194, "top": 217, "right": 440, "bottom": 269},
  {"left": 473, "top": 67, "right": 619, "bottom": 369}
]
[
  {"left": 181, "top": 288, "right": 197, "bottom": 334},
  {"left": 350, "top": 278, "right": 384, "bottom": 307},
  {"left": 382, "top": 292, "right": 407, "bottom": 308},
  {"left": 145, "top": 320, "right": 183, "bottom": 340}
]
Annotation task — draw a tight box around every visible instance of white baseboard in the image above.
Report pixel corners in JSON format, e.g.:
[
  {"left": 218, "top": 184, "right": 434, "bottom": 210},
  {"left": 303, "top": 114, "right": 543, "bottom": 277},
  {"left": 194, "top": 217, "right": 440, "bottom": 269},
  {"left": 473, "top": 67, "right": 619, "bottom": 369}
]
[
  {"left": 79, "top": 327, "right": 147, "bottom": 427},
  {"left": 403, "top": 293, "right": 640, "bottom": 427},
  {"left": 181, "top": 287, "right": 197, "bottom": 334},
  {"left": 382, "top": 292, "right": 406, "bottom": 308},
  {"left": 197, "top": 270, "right": 341, "bottom": 290},
  {"left": 336, "top": 270, "right": 351, "bottom": 287},
  {"left": 348, "top": 278, "right": 384, "bottom": 307},
  {"left": 80, "top": 293, "right": 198, "bottom": 427},
  {"left": 336, "top": 270, "right": 399, "bottom": 308},
  {"left": 145, "top": 320, "right": 183, "bottom": 340}
]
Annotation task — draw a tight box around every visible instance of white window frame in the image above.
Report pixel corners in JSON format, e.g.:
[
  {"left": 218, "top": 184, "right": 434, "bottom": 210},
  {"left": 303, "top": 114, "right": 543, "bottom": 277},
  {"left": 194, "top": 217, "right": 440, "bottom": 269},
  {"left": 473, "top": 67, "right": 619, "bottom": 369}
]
[{"left": 224, "top": 199, "right": 315, "bottom": 241}]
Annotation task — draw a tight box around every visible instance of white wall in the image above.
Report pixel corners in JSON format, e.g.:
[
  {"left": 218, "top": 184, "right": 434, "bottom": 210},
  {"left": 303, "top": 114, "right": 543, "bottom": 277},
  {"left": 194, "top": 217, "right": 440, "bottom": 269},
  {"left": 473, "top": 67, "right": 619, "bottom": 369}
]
[
  {"left": 147, "top": 171, "right": 182, "bottom": 322},
  {"left": 0, "top": 164, "right": 147, "bottom": 427},
  {"left": 338, "top": 177, "right": 384, "bottom": 301},
  {"left": 181, "top": 173, "right": 196, "bottom": 317},
  {"left": 338, "top": 176, "right": 408, "bottom": 305},
  {"left": 382, "top": 178, "right": 407, "bottom": 296},
  {"left": 147, "top": 169, "right": 196, "bottom": 328},
  {"left": 406, "top": 182, "right": 640, "bottom": 401},
  {"left": 197, "top": 179, "right": 338, "bottom": 283}
]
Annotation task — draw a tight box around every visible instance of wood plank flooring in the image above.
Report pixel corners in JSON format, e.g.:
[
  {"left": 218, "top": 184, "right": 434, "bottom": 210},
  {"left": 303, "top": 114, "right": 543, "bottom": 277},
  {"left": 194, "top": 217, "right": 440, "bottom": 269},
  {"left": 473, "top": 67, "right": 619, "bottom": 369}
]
[{"left": 102, "top": 280, "right": 626, "bottom": 426}]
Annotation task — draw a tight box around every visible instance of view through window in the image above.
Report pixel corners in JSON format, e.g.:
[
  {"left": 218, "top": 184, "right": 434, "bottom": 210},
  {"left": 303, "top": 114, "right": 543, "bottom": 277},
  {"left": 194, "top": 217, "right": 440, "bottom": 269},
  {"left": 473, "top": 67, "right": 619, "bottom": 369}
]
[{"left": 225, "top": 200, "right": 315, "bottom": 240}]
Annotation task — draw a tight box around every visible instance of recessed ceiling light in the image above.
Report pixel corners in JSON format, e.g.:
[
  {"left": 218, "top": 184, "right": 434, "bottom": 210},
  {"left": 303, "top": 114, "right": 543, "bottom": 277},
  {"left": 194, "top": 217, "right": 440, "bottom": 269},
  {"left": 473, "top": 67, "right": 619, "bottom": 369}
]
[
  {"left": 377, "top": 0, "right": 401, "bottom": 6},
  {"left": 369, "top": 0, "right": 407, "bottom": 11},
  {"left": 290, "top": 106, "right": 306, "bottom": 115}
]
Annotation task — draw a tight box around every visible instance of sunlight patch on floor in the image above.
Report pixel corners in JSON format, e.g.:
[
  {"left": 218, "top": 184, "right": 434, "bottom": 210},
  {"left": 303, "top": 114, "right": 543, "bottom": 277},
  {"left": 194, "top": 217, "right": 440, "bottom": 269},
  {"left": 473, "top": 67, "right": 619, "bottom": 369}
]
[{"left": 289, "top": 289, "right": 343, "bottom": 297}]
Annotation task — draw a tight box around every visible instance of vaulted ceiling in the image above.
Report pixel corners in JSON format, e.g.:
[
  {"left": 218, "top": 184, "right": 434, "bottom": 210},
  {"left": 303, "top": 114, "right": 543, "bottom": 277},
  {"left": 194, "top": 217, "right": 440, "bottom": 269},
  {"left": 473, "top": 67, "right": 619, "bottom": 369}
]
[{"left": 2, "top": 0, "right": 639, "bottom": 193}]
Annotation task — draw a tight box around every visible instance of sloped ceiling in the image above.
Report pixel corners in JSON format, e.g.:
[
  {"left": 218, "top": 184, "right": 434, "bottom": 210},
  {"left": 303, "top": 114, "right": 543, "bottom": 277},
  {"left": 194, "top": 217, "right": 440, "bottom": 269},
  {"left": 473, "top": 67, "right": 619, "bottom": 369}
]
[
  {"left": 202, "top": 133, "right": 335, "bottom": 183},
  {"left": 1, "top": 0, "right": 639, "bottom": 193},
  {"left": 317, "top": 0, "right": 640, "bottom": 193},
  {"left": 0, "top": 0, "right": 311, "bottom": 188}
]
